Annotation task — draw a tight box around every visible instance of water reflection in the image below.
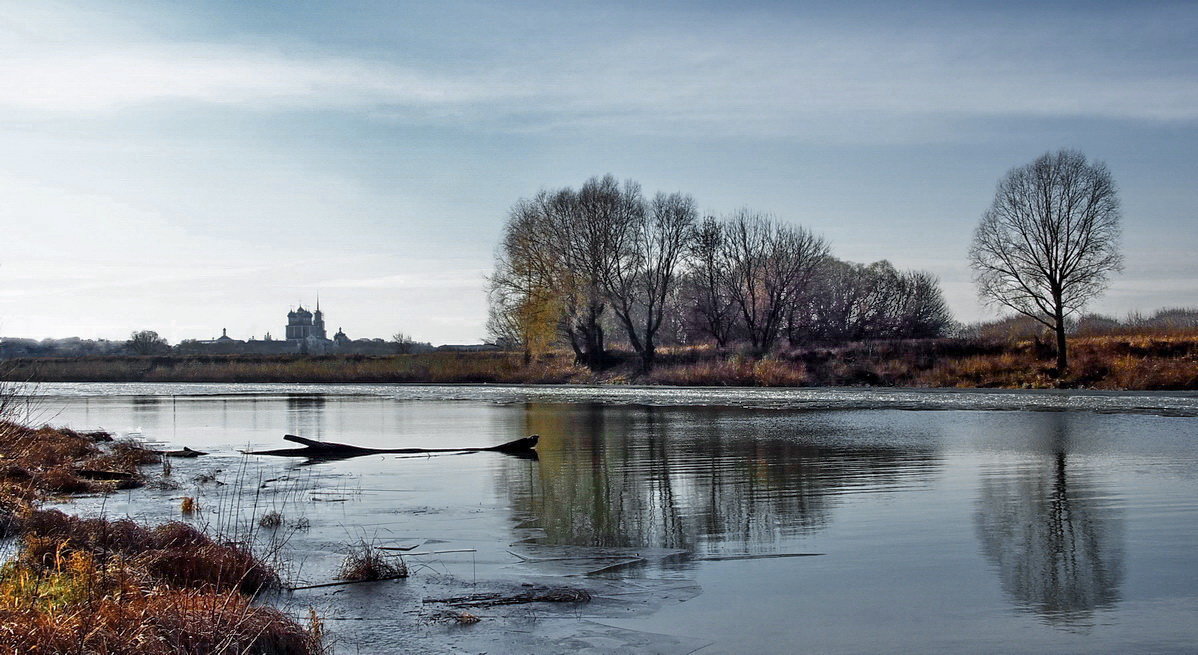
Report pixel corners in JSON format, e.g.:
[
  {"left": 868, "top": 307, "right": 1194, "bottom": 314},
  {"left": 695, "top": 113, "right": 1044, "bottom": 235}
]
[
  {"left": 130, "top": 395, "right": 162, "bottom": 414},
  {"left": 285, "top": 395, "right": 327, "bottom": 439},
  {"left": 499, "top": 404, "right": 940, "bottom": 553},
  {"left": 975, "top": 413, "right": 1124, "bottom": 627}
]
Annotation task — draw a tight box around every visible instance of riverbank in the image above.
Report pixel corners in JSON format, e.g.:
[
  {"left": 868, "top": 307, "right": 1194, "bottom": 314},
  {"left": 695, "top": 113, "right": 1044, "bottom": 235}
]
[
  {"left": 4, "top": 336, "right": 1196, "bottom": 390},
  {"left": 0, "top": 419, "right": 321, "bottom": 653}
]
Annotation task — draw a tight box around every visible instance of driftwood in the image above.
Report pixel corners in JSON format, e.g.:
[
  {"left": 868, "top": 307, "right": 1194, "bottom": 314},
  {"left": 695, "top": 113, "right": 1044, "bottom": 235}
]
[
  {"left": 77, "top": 469, "right": 135, "bottom": 481},
  {"left": 423, "top": 586, "right": 591, "bottom": 608},
  {"left": 288, "top": 574, "right": 409, "bottom": 591},
  {"left": 162, "top": 447, "right": 208, "bottom": 458},
  {"left": 244, "top": 434, "right": 539, "bottom": 461}
]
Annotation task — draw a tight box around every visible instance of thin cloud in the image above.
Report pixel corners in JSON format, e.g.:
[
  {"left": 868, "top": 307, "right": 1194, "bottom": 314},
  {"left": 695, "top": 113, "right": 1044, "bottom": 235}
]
[
  {"left": 0, "top": 46, "right": 511, "bottom": 113},
  {"left": 1, "top": 4, "right": 1195, "bottom": 136},
  {"left": 319, "top": 270, "right": 486, "bottom": 290}
]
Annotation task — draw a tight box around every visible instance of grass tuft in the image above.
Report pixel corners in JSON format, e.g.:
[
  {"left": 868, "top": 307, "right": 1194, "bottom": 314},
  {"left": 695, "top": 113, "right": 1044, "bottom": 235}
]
[{"left": 337, "top": 541, "right": 407, "bottom": 582}]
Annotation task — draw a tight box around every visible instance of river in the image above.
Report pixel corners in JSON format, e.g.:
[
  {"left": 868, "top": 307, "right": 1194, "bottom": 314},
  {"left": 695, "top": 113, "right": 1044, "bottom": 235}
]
[{"left": 21, "top": 383, "right": 1198, "bottom": 654}]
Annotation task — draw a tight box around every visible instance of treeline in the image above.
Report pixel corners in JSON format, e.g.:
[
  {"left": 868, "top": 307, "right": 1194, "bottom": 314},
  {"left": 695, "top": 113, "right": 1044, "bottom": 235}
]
[
  {"left": 488, "top": 175, "right": 953, "bottom": 370},
  {"left": 0, "top": 332, "right": 436, "bottom": 359},
  {"left": 0, "top": 337, "right": 127, "bottom": 359},
  {"left": 960, "top": 307, "right": 1198, "bottom": 341}
]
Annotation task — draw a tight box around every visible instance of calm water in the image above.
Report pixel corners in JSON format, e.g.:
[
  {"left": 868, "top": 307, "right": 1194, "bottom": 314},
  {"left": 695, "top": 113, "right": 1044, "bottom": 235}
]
[{"left": 25, "top": 383, "right": 1198, "bottom": 654}]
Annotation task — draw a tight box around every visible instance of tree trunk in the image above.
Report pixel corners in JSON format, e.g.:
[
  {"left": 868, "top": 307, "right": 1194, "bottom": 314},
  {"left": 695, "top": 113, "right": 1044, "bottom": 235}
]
[
  {"left": 1052, "top": 298, "right": 1069, "bottom": 372},
  {"left": 1055, "top": 321, "right": 1068, "bottom": 372},
  {"left": 640, "top": 337, "right": 656, "bottom": 372}
]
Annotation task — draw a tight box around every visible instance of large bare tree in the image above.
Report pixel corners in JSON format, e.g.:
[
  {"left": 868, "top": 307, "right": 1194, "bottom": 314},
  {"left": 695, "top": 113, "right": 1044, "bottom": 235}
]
[
  {"left": 970, "top": 150, "right": 1123, "bottom": 371},
  {"left": 556, "top": 176, "right": 642, "bottom": 370},
  {"left": 604, "top": 191, "right": 698, "bottom": 370},
  {"left": 718, "top": 211, "right": 829, "bottom": 353},
  {"left": 489, "top": 175, "right": 640, "bottom": 371},
  {"left": 488, "top": 192, "right": 565, "bottom": 363}
]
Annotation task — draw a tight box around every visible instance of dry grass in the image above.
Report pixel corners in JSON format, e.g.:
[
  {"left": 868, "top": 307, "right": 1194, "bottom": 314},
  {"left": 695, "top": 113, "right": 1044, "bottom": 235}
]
[
  {"left": 916, "top": 336, "right": 1198, "bottom": 389},
  {"left": 337, "top": 541, "right": 407, "bottom": 582},
  {"left": 0, "top": 352, "right": 581, "bottom": 385},
  {"left": 258, "top": 511, "right": 284, "bottom": 529},
  {"left": 0, "top": 577, "right": 315, "bottom": 654},
  {"left": 0, "top": 417, "right": 320, "bottom": 654},
  {"left": 20, "top": 510, "right": 281, "bottom": 595},
  {"left": 648, "top": 355, "right": 811, "bottom": 387},
  {"left": 3, "top": 333, "right": 1196, "bottom": 389},
  {"left": 0, "top": 508, "right": 313, "bottom": 654}
]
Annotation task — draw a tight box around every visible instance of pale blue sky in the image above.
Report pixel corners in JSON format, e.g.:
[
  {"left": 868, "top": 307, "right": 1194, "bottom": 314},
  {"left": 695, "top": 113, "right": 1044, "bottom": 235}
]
[{"left": 1, "top": 1, "right": 1195, "bottom": 344}]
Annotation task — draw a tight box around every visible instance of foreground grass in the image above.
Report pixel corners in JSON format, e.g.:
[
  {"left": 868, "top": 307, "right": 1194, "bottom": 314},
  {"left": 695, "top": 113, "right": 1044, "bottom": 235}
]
[
  {"left": 3, "top": 335, "right": 1197, "bottom": 390},
  {"left": 0, "top": 420, "right": 320, "bottom": 654}
]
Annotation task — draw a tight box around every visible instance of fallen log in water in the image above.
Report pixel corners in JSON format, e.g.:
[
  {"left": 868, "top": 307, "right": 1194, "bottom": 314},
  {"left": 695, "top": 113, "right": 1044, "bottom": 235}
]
[
  {"left": 424, "top": 586, "right": 591, "bottom": 608},
  {"left": 244, "top": 434, "right": 539, "bottom": 461},
  {"left": 162, "top": 447, "right": 208, "bottom": 458}
]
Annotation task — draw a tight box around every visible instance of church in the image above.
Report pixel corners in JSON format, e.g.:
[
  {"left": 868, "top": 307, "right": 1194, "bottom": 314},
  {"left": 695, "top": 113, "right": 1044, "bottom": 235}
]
[
  {"left": 284, "top": 302, "right": 349, "bottom": 352},
  {"left": 286, "top": 304, "right": 326, "bottom": 340},
  {"left": 185, "top": 302, "right": 355, "bottom": 354}
]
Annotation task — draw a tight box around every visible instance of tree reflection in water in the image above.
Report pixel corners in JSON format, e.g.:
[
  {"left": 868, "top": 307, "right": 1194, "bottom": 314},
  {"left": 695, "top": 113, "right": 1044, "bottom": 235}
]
[
  {"left": 497, "top": 403, "right": 939, "bottom": 554},
  {"left": 975, "top": 412, "right": 1124, "bottom": 627}
]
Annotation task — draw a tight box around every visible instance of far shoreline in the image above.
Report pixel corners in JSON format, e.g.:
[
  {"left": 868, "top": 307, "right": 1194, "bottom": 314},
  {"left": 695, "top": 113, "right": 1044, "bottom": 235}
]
[
  {"left": 2, "top": 335, "right": 1188, "bottom": 392},
  {"left": 4, "top": 335, "right": 1195, "bottom": 392}
]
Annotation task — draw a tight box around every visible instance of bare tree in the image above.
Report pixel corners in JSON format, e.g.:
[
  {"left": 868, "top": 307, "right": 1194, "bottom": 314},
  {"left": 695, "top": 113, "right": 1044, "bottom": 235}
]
[
  {"left": 718, "top": 211, "right": 829, "bottom": 353},
  {"left": 684, "top": 216, "right": 739, "bottom": 347},
  {"left": 391, "top": 331, "right": 418, "bottom": 354},
  {"left": 487, "top": 176, "right": 637, "bottom": 371},
  {"left": 554, "top": 176, "right": 641, "bottom": 370},
  {"left": 126, "top": 330, "right": 169, "bottom": 355},
  {"left": 604, "top": 191, "right": 698, "bottom": 370},
  {"left": 487, "top": 193, "right": 564, "bottom": 363},
  {"left": 970, "top": 150, "right": 1123, "bottom": 370},
  {"left": 893, "top": 269, "right": 954, "bottom": 339},
  {"left": 788, "top": 259, "right": 952, "bottom": 343}
]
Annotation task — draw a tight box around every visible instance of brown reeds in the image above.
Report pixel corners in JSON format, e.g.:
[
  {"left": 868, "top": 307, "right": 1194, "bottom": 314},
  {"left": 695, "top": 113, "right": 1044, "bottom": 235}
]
[
  {"left": 2, "top": 332, "right": 1196, "bottom": 389},
  {"left": 0, "top": 352, "right": 580, "bottom": 385},
  {"left": 0, "top": 417, "right": 320, "bottom": 654}
]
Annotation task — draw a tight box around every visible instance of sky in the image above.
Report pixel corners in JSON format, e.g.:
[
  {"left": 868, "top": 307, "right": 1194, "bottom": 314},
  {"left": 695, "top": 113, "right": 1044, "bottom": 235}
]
[{"left": 0, "top": 0, "right": 1195, "bottom": 345}]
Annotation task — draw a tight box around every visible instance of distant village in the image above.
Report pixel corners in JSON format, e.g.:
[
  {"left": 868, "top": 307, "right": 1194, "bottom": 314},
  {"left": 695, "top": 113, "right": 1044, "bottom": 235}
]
[{"left": 0, "top": 303, "right": 499, "bottom": 358}]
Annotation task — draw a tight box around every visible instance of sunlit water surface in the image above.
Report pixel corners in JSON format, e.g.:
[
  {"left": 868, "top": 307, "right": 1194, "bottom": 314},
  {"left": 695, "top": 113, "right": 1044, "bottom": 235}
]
[{"left": 21, "top": 383, "right": 1198, "bottom": 654}]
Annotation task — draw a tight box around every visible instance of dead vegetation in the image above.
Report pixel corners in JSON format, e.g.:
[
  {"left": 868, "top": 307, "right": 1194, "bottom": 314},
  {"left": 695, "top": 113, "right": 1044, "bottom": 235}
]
[
  {"left": 259, "top": 510, "right": 284, "bottom": 529},
  {"left": 337, "top": 541, "right": 408, "bottom": 582},
  {"left": 0, "top": 414, "right": 322, "bottom": 654},
  {"left": 5, "top": 332, "right": 1195, "bottom": 389}
]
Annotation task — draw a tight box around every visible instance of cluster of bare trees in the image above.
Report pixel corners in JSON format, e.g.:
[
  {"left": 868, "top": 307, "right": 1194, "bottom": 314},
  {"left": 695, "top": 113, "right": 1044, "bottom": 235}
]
[
  {"left": 489, "top": 175, "right": 954, "bottom": 371},
  {"left": 785, "top": 260, "right": 953, "bottom": 344}
]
